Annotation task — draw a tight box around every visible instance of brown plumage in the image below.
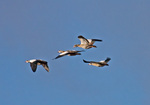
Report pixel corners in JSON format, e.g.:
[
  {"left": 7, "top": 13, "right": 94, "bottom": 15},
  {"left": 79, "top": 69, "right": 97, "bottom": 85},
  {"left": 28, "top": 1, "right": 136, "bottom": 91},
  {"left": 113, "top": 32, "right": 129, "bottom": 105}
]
[
  {"left": 83, "top": 57, "right": 111, "bottom": 67},
  {"left": 53, "top": 50, "right": 84, "bottom": 59},
  {"left": 25, "top": 59, "right": 49, "bottom": 72},
  {"left": 73, "top": 35, "right": 102, "bottom": 49}
]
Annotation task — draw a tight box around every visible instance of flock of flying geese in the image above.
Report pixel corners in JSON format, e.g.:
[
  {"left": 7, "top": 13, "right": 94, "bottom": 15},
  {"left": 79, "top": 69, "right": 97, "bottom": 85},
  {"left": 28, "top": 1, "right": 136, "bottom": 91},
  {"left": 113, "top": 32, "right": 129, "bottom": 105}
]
[{"left": 26, "top": 35, "right": 111, "bottom": 72}]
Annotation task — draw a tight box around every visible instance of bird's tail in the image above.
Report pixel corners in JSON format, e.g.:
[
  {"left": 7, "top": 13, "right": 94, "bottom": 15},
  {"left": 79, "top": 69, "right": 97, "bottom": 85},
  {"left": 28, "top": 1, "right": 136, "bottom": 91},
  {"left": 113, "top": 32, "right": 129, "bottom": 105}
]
[{"left": 92, "top": 45, "right": 97, "bottom": 48}]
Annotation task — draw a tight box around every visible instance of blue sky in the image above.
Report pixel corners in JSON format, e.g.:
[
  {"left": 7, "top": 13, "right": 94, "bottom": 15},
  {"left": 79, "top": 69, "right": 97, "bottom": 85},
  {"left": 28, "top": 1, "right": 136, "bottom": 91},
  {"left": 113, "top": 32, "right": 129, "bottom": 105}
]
[{"left": 0, "top": 0, "right": 150, "bottom": 105}]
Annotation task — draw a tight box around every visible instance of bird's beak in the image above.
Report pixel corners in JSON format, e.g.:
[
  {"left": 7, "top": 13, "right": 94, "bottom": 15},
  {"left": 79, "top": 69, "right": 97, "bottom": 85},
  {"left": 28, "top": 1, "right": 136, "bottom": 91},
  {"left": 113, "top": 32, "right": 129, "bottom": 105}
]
[{"left": 25, "top": 60, "right": 28, "bottom": 63}]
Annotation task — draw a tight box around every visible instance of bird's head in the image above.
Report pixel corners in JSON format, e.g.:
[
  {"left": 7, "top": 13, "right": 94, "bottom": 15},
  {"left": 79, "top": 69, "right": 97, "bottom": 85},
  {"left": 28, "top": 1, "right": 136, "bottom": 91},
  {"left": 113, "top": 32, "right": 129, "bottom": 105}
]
[
  {"left": 73, "top": 44, "right": 79, "bottom": 48},
  {"left": 92, "top": 45, "right": 97, "bottom": 48},
  {"left": 88, "top": 63, "right": 92, "bottom": 65},
  {"left": 58, "top": 50, "right": 64, "bottom": 53},
  {"left": 25, "top": 60, "right": 30, "bottom": 63}
]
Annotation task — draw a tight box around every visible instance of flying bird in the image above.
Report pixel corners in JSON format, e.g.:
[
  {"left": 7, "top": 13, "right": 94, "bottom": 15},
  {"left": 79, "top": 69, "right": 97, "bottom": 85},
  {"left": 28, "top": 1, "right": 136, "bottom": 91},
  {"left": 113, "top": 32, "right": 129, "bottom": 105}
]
[
  {"left": 53, "top": 50, "right": 84, "bottom": 59},
  {"left": 25, "top": 59, "right": 49, "bottom": 72},
  {"left": 83, "top": 57, "right": 111, "bottom": 67},
  {"left": 73, "top": 35, "right": 102, "bottom": 49}
]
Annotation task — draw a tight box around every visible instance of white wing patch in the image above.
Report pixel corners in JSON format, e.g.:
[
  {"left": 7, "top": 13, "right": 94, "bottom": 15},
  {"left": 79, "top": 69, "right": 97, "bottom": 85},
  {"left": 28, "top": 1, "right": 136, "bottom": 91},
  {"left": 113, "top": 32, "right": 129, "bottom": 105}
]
[
  {"left": 87, "top": 39, "right": 95, "bottom": 44},
  {"left": 99, "top": 60, "right": 106, "bottom": 64},
  {"left": 29, "top": 59, "right": 36, "bottom": 63},
  {"left": 79, "top": 38, "right": 89, "bottom": 44},
  {"left": 59, "top": 51, "right": 68, "bottom": 56}
]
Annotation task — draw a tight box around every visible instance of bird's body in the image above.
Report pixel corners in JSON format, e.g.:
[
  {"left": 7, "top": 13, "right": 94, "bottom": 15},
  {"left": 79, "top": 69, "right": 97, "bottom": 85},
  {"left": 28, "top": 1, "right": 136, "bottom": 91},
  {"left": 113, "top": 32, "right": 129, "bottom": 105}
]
[
  {"left": 74, "top": 35, "right": 102, "bottom": 49},
  {"left": 83, "top": 57, "right": 111, "bottom": 67},
  {"left": 54, "top": 50, "right": 83, "bottom": 59},
  {"left": 26, "top": 59, "right": 49, "bottom": 72},
  {"left": 74, "top": 44, "right": 96, "bottom": 49}
]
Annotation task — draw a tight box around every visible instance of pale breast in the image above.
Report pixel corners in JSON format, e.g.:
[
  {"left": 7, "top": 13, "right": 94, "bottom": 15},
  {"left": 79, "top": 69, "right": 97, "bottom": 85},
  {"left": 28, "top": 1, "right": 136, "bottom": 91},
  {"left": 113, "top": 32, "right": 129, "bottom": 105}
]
[{"left": 92, "top": 63, "right": 103, "bottom": 67}]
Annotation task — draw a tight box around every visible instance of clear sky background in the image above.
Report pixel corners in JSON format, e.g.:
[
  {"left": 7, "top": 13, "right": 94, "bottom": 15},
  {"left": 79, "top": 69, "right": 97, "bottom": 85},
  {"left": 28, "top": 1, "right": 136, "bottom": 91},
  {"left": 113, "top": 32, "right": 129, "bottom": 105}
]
[{"left": 0, "top": 0, "right": 150, "bottom": 105}]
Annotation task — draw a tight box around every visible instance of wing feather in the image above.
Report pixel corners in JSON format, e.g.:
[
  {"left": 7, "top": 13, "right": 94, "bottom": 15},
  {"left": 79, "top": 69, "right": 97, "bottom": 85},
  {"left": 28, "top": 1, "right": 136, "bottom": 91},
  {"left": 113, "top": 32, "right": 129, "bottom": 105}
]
[
  {"left": 54, "top": 51, "right": 69, "bottom": 59},
  {"left": 78, "top": 36, "right": 89, "bottom": 44},
  {"left": 105, "top": 57, "right": 111, "bottom": 63},
  {"left": 30, "top": 63, "right": 37, "bottom": 72},
  {"left": 88, "top": 39, "right": 102, "bottom": 45},
  {"left": 83, "top": 59, "right": 97, "bottom": 63},
  {"left": 42, "top": 63, "right": 49, "bottom": 72}
]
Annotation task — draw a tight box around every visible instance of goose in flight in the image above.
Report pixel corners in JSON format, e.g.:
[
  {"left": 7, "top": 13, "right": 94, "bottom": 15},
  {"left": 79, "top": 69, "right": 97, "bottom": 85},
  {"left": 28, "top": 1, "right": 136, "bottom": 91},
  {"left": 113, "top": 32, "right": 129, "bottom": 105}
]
[
  {"left": 25, "top": 59, "right": 49, "bottom": 72},
  {"left": 83, "top": 57, "right": 111, "bottom": 67},
  {"left": 53, "top": 50, "right": 84, "bottom": 59},
  {"left": 73, "top": 35, "right": 102, "bottom": 49}
]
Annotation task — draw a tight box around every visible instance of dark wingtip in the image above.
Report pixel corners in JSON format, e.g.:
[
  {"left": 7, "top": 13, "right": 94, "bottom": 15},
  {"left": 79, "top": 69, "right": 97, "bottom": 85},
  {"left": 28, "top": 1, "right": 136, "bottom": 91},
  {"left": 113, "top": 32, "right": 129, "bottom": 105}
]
[
  {"left": 97, "top": 39, "right": 102, "bottom": 42},
  {"left": 99, "top": 39, "right": 103, "bottom": 41},
  {"left": 83, "top": 59, "right": 86, "bottom": 62},
  {"left": 78, "top": 35, "right": 84, "bottom": 38},
  {"left": 52, "top": 58, "right": 56, "bottom": 60},
  {"left": 107, "top": 57, "right": 111, "bottom": 60},
  {"left": 105, "top": 57, "right": 111, "bottom": 62},
  {"left": 92, "top": 39, "right": 103, "bottom": 42}
]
